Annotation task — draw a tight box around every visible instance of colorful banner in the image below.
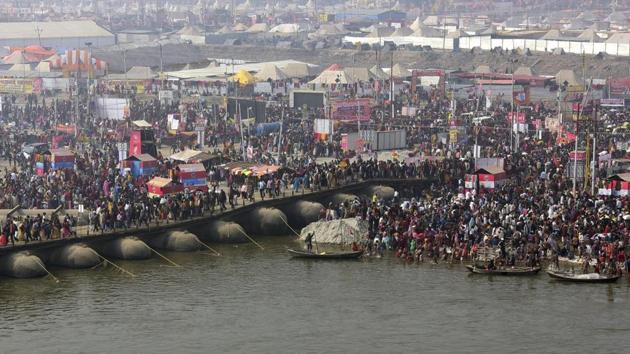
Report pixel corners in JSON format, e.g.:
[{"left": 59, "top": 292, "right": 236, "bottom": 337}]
[
  {"left": 506, "top": 112, "right": 526, "bottom": 124},
  {"left": 331, "top": 98, "right": 372, "bottom": 121},
  {"left": 0, "top": 78, "right": 42, "bottom": 94},
  {"left": 600, "top": 98, "right": 625, "bottom": 107}
]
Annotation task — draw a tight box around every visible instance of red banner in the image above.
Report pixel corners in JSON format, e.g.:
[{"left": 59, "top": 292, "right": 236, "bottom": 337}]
[
  {"left": 331, "top": 99, "right": 372, "bottom": 121},
  {"left": 129, "top": 131, "right": 142, "bottom": 156},
  {"left": 609, "top": 77, "right": 630, "bottom": 97},
  {"left": 506, "top": 112, "right": 526, "bottom": 123}
]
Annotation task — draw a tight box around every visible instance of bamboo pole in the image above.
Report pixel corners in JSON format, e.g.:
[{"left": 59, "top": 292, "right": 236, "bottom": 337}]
[
  {"left": 142, "top": 244, "right": 182, "bottom": 267},
  {"left": 279, "top": 216, "right": 301, "bottom": 238},
  {"left": 236, "top": 228, "right": 265, "bottom": 250},
  {"left": 194, "top": 238, "right": 222, "bottom": 256},
  {"left": 34, "top": 259, "right": 60, "bottom": 283},
  {"left": 87, "top": 248, "right": 135, "bottom": 277}
]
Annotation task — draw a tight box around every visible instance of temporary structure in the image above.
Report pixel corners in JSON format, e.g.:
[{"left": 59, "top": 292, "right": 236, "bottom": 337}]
[
  {"left": 390, "top": 63, "right": 411, "bottom": 78},
  {"left": 344, "top": 67, "right": 375, "bottom": 82},
  {"left": 474, "top": 65, "right": 492, "bottom": 74},
  {"left": 370, "top": 65, "right": 389, "bottom": 80},
  {"left": 555, "top": 69, "right": 580, "bottom": 86},
  {"left": 269, "top": 23, "right": 302, "bottom": 33},
  {"left": 409, "top": 17, "right": 423, "bottom": 31},
  {"left": 247, "top": 23, "right": 269, "bottom": 33},
  {"left": 229, "top": 69, "right": 256, "bottom": 85},
  {"left": 513, "top": 66, "right": 534, "bottom": 76},
  {"left": 282, "top": 62, "right": 316, "bottom": 78},
  {"left": 309, "top": 66, "right": 355, "bottom": 85},
  {"left": 391, "top": 27, "right": 414, "bottom": 37},
  {"left": 255, "top": 63, "right": 288, "bottom": 81}
]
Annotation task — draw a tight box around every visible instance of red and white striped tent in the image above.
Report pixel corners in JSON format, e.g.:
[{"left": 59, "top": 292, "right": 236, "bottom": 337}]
[{"left": 51, "top": 48, "right": 107, "bottom": 72}]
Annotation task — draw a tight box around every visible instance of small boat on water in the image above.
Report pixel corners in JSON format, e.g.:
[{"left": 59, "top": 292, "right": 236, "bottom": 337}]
[
  {"left": 466, "top": 265, "right": 541, "bottom": 276},
  {"left": 287, "top": 248, "right": 363, "bottom": 259},
  {"left": 547, "top": 270, "right": 621, "bottom": 283}
]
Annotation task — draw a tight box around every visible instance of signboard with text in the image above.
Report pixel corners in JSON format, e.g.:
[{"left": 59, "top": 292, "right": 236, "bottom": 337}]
[{"left": 331, "top": 98, "right": 372, "bottom": 121}]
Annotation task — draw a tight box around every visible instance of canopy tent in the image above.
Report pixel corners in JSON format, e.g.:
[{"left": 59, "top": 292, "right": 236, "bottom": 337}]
[
  {"left": 344, "top": 67, "right": 376, "bottom": 82},
  {"left": 106, "top": 66, "right": 156, "bottom": 80},
  {"left": 474, "top": 65, "right": 492, "bottom": 74},
  {"left": 233, "top": 23, "right": 248, "bottom": 32},
  {"left": 370, "top": 65, "right": 389, "bottom": 80},
  {"left": 555, "top": 69, "right": 581, "bottom": 86},
  {"left": 8, "top": 63, "right": 31, "bottom": 72},
  {"left": 2, "top": 50, "right": 29, "bottom": 64},
  {"left": 313, "top": 24, "right": 348, "bottom": 36},
  {"left": 390, "top": 63, "right": 411, "bottom": 78},
  {"left": 391, "top": 27, "right": 414, "bottom": 37},
  {"left": 169, "top": 149, "right": 214, "bottom": 164},
  {"left": 247, "top": 23, "right": 269, "bottom": 33},
  {"left": 35, "top": 61, "right": 51, "bottom": 72},
  {"left": 269, "top": 23, "right": 302, "bottom": 33},
  {"left": 255, "top": 63, "right": 288, "bottom": 81},
  {"left": 282, "top": 62, "right": 316, "bottom": 78},
  {"left": 513, "top": 66, "right": 535, "bottom": 76},
  {"left": 229, "top": 69, "right": 256, "bottom": 85},
  {"left": 308, "top": 69, "right": 355, "bottom": 85},
  {"left": 409, "top": 17, "right": 423, "bottom": 31}
]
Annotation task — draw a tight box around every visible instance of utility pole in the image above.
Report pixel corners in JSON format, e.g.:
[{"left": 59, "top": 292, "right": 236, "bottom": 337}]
[
  {"left": 85, "top": 42, "right": 92, "bottom": 122},
  {"left": 390, "top": 51, "right": 394, "bottom": 121}
]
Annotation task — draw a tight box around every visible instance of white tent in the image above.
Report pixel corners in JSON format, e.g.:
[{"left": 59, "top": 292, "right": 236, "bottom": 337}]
[
  {"left": 409, "top": 17, "right": 423, "bottom": 31},
  {"left": 8, "top": 63, "right": 31, "bottom": 72},
  {"left": 514, "top": 66, "right": 534, "bottom": 76},
  {"left": 283, "top": 62, "right": 316, "bottom": 78},
  {"left": 390, "top": 63, "right": 410, "bottom": 78},
  {"left": 370, "top": 65, "right": 389, "bottom": 80},
  {"left": 474, "top": 65, "right": 492, "bottom": 74},
  {"left": 269, "top": 23, "right": 301, "bottom": 33},
  {"left": 255, "top": 63, "right": 288, "bottom": 81},
  {"left": 309, "top": 70, "right": 355, "bottom": 84},
  {"left": 247, "top": 23, "right": 269, "bottom": 33},
  {"left": 555, "top": 69, "right": 581, "bottom": 86}
]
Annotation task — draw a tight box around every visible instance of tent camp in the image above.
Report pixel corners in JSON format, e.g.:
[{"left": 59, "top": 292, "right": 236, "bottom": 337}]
[
  {"left": 555, "top": 69, "right": 581, "bottom": 86},
  {"left": 370, "top": 65, "right": 389, "bottom": 80},
  {"left": 247, "top": 23, "right": 269, "bottom": 33},
  {"left": 229, "top": 69, "right": 256, "bottom": 85},
  {"left": 514, "top": 66, "right": 535, "bottom": 76},
  {"left": 269, "top": 23, "right": 302, "bottom": 33},
  {"left": 255, "top": 63, "right": 288, "bottom": 81},
  {"left": 390, "top": 63, "right": 411, "bottom": 78},
  {"left": 344, "top": 67, "right": 375, "bottom": 82},
  {"left": 308, "top": 65, "right": 355, "bottom": 84},
  {"left": 283, "top": 62, "right": 316, "bottom": 78},
  {"left": 106, "top": 66, "right": 156, "bottom": 80},
  {"left": 474, "top": 65, "right": 492, "bottom": 74}
]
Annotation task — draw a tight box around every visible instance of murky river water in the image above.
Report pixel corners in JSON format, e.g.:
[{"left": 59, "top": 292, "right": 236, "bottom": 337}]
[{"left": 1, "top": 237, "right": 629, "bottom": 354}]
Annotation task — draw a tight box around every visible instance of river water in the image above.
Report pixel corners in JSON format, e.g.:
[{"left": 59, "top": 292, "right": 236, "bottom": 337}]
[{"left": 1, "top": 237, "right": 629, "bottom": 354}]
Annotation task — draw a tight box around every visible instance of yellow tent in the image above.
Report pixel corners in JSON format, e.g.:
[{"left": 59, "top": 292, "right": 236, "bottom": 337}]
[{"left": 229, "top": 69, "right": 256, "bottom": 85}]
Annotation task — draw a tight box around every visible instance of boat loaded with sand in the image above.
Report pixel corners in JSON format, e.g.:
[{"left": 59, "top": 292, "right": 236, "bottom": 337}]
[
  {"left": 466, "top": 265, "right": 541, "bottom": 276},
  {"left": 287, "top": 249, "right": 364, "bottom": 259},
  {"left": 546, "top": 269, "right": 621, "bottom": 283}
]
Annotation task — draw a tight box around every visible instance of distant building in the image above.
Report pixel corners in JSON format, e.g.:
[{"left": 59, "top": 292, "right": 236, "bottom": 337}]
[{"left": 0, "top": 20, "right": 115, "bottom": 49}]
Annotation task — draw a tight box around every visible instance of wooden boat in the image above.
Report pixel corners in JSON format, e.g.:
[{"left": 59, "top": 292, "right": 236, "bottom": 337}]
[
  {"left": 466, "top": 265, "right": 541, "bottom": 276},
  {"left": 547, "top": 270, "right": 621, "bottom": 283},
  {"left": 287, "top": 248, "right": 363, "bottom": 259}
]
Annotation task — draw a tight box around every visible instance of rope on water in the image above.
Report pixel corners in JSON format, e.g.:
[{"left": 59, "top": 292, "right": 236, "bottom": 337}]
[
  {"left": 34, "top": 258, "right": 60, "bottom": 283},
  {"left": 194, "top": 238, "right": 222, "bottom": 256},
  {"left": 87, "top": 248, "right": 136, "bottom": 277},
  {"left": 142, "top": 243, "right": 182, "bottom": 267},
  {"left": 236, "top": 228, "right": 265, "bottom": 250}
]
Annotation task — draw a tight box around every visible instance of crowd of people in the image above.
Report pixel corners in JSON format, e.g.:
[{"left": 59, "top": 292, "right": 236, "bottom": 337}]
[{"left": 1, "top": 76, "right": 630, "bottom": 278}]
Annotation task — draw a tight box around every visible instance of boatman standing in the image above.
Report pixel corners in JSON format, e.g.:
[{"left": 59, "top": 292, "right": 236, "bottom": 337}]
[{"left": 305, "top": 232, "right": 314, "bottom": 253}]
